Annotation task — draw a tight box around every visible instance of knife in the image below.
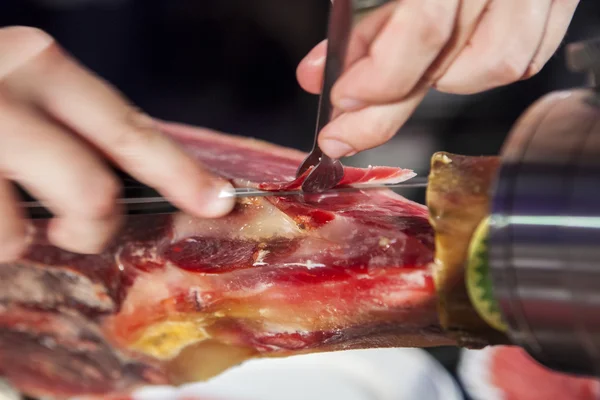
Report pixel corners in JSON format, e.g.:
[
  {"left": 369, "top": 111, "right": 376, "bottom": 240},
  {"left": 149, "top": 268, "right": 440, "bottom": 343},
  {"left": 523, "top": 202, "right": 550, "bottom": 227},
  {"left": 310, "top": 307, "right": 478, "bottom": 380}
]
[
  {"left": 218, "top": 178, "right": 429, "bottom": 199},
  {"left": 20, "top": 178, "right": 428, "bottom": 219}
]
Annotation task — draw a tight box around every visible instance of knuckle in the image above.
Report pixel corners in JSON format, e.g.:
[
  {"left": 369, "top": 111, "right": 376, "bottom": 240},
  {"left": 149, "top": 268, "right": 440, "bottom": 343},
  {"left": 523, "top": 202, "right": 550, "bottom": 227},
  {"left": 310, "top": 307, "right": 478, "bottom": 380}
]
[
  {"left": 389, "top": 81, "right": 412, "bottom": 100},
  {"left": 487, "top": 56, "right": 528, "bottom": 86},
  {"left": 111, "top": 109, "right": 159, "bottom": 153},
  {"left": 325, "top": 111, "right": 401, "bottom": 153},
  {"left": 418, "top": 4, "right": 454, "bottom": 48},
  {"left": 360, "top": 123, "right": 397, "bottom": 150},
  {"left": 368, "top": 73, "right": 412, "bottom": 101},
  {"left": 376, "top": 126, "right": 398, "bottom": 146},
  {"left": 525, "top": 60, "right": 543, "bottom": 78}
]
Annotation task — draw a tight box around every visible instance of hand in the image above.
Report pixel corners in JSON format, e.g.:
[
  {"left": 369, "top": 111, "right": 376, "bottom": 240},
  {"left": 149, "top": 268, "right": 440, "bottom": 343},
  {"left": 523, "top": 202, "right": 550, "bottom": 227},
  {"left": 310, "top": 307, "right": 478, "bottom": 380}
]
[
  {"left": 297, "top": 0, "right": 580, "bottom": 159},
  {"left": 0, "top": 26, "right": 235, "bottom": 262}
]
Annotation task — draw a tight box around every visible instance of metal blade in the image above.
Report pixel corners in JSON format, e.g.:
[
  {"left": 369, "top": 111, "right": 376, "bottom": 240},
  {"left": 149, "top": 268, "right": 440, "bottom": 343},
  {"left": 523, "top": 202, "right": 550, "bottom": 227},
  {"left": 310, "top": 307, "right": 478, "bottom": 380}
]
[
  {"left": 219, "top": 178, "right": 429, "bottom": 199},
  {"left": 20, "top": 178, "right": 428, "bottom": 219}
]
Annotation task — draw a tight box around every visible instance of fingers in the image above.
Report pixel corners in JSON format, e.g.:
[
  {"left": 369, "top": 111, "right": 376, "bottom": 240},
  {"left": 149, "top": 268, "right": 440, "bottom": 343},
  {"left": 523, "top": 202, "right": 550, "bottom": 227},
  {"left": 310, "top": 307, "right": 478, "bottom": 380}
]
[
  {"left": 426, "top": 0, "right": 491, "bottom": 81},
  {"left": 2, "top": 27, "right": 235, "bottom": 220},
  {"left": 319, "top": 87, "right": 429, "bottom": 158},
  {"left": 330, "top": 0, "right": 459, "bottom": 110},
  {"left": 0, "top": 177, "right": 27, "bottom": 263},
  {"left": 0, "top": 95, "right": 122, "bottom": 254},
  {"left": 436, "top": 0, "right": 554, "bottom": 94},
  {"left": 300, "top": 0, "right": 578, "bottom": 161},
  {"left": 297, "top": 2, "right": 396, "bottom": 95},
  {"left": 523, "top": 0, "right": 581, "bottom": 78}
]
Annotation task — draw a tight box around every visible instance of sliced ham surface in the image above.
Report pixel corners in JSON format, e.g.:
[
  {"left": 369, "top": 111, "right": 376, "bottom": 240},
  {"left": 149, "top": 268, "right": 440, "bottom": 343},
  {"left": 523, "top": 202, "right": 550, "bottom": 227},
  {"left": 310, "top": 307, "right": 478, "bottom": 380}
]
[{"left": 0, "top": 121, "right": 448, "bottom": 399}]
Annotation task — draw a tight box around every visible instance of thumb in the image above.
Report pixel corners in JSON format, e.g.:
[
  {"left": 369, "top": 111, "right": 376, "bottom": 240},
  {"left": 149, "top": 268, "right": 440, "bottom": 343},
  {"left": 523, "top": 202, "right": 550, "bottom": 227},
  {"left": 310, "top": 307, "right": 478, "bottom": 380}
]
[{"left": 318, "top": 87, "right": 428, "bottom": 159}]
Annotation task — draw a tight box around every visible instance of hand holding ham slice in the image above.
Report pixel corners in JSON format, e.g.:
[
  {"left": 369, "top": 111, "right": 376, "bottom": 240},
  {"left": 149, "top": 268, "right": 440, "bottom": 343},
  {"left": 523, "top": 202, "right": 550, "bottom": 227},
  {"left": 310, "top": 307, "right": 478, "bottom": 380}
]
[{"left": 297, "top": 0, "right": 580, "bottom": 160}]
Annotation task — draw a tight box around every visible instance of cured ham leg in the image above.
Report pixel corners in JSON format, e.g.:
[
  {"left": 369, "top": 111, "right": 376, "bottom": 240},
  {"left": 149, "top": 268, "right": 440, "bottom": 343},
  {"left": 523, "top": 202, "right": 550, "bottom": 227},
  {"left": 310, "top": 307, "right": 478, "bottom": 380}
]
[{"left": 0, "top": 121, "right": 453, "bottom": 400}]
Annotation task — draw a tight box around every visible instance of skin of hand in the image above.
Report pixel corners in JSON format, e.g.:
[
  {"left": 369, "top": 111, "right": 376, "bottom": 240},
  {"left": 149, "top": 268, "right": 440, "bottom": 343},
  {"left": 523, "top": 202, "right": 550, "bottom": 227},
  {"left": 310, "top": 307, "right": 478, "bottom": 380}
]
[
  {"left": 296, "top": 0, "right": 581, "bottom": 159},
  {"left": 0, "top": 26, "right": 236, "bottom": 262}
]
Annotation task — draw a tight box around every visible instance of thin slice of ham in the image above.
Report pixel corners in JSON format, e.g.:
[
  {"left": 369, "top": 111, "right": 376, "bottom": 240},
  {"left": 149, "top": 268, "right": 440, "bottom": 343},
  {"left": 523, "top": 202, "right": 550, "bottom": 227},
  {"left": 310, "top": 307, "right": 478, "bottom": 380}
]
[
  {"left": 163, "top": 121, "right": 417, "bottom": 191},
  {"left": 259, "top": 165, "right": 415, "bottom": 191},
  {"left": 0, "top": 121, "right": 450, "bottom": 399}
]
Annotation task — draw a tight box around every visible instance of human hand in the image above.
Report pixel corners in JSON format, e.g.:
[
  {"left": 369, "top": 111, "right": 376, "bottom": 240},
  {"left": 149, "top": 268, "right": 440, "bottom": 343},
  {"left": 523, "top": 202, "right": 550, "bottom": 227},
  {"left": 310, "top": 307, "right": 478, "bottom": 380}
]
[
  {"left": 297, "top": 0, "right": 580, "bottom": 159},
  {"left": 0, "top": 26, "right": 235, "bottom": 262}
]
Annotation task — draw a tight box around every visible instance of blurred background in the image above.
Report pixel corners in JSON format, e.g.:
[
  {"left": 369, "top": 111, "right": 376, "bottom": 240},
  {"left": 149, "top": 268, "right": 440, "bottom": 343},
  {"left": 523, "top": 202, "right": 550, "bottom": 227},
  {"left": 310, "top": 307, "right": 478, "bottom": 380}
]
[{"left": 1, "top": 0, "right": 599, "bottom": 399}]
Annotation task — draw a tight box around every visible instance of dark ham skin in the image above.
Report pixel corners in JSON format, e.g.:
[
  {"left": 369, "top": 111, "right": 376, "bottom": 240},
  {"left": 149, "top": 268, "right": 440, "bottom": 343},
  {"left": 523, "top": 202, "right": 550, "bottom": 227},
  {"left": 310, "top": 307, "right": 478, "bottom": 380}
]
[
  {"left": 426, "top": 152, "right": 508, "bottom": 347},
  {"left": 0, "top": 121, "right": 453, "bottom": 399}
]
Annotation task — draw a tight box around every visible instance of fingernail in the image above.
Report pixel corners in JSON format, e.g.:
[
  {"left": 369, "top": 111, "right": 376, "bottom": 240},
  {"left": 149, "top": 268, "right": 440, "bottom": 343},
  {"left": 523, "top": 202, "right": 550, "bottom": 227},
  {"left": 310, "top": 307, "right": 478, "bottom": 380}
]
[
  {"left": 337, "top": 98, "right": 365, "bottom": 112},
  {"left": 301, "top": 40, "right": 327, "bottom": 67},
  {"left": 307, "top": 54, "right": 326, "bottom": 67},
  {"left": 203, "top": 180, "right": 236, "bottom": 218},
  {"left": 320, "top": 139, "right": 355, "bottom": 159}
]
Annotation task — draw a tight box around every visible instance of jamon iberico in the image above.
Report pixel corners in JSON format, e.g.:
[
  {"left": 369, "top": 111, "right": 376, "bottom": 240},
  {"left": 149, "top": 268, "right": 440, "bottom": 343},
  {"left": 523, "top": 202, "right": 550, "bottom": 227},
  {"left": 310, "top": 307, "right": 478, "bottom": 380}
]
[{"left": 0, "top": 121, "right": 462, "bottom": 399}]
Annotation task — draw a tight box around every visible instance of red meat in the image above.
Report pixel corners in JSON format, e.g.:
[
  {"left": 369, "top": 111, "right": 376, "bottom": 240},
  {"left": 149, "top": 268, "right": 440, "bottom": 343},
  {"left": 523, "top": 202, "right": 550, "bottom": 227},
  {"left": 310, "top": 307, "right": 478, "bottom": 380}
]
[{"left": 0, "top": 121, "right": 448, "bottom": 399}]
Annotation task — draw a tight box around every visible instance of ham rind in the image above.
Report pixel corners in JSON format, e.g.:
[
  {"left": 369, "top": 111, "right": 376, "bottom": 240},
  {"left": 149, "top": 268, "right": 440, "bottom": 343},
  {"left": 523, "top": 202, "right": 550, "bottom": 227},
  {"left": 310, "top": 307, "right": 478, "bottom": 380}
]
[
  {"left": 0, "top": 121, "right": 451, "bottom": 399},
  {"left": 426, "top": 152, "right": 506, "bottom": 347}
]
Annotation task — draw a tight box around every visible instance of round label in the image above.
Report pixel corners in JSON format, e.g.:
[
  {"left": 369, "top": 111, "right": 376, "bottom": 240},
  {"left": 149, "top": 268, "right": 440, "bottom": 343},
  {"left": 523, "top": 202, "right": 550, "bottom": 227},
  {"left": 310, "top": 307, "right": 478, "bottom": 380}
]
[{"left": 466, "top": 216, "right": 508, "bottom": 333}]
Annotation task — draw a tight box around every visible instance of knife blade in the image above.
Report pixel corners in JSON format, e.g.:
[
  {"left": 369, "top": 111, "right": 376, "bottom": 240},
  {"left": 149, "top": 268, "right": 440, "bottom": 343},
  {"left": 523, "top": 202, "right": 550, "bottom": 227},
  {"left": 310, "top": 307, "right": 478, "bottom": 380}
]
[
  {"left": 218, "top": 178, "right": 429, "bottom": 199},
  {"left": 20, "top": 177, "right": 428, "bottom": 219}
]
